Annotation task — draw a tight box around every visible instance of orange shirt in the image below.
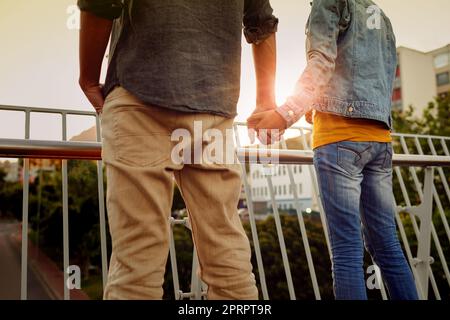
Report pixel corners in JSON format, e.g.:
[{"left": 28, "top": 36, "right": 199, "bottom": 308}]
[{"left": 312, "top": 111, "right": 392, "bottom": 149}]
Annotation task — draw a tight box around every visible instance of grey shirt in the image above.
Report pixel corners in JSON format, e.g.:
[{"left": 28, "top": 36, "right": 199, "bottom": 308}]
[{"left": 78, "top": 0, "right": 278, "bottom": 118}]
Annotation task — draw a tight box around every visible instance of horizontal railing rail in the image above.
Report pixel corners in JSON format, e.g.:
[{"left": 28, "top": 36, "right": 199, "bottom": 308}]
[{"left": 1, "top": 139, "right": 450, "bottom": 167}]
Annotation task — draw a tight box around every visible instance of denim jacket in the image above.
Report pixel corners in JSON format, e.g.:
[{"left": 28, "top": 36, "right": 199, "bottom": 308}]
[{"left": 277, "top": 0, "right": 397, "bottom": 129}]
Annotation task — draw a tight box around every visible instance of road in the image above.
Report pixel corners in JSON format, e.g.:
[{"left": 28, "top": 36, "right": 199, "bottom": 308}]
[{"left": 0, "top": 221, "right": 52, "bottom": 300}]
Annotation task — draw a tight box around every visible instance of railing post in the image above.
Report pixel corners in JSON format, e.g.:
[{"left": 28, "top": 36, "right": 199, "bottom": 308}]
[
  {"left": 169, "top": 217, "right": 184, "bottom": 300},
  {"left": 95, "top": 115, "right": 108, "bottom": 292},
  {"left": 233, "top": 123, "right": 270, "bottom": 300},
  {"left": 265, "top": 167, "right": 296, "bottom": 300},
  {"left": 20, "top": 110, "right": 31, "bottom": 300},
  {"left": 20, "top": 159, "right": 30, "bottom": 300},
  {"left": 410, "top": 167, "right": 434, "bottom": 299},
  {"left": 61, "top": 113, "right": 70, "bottom": 300},
  {"left": 190, "top": 247, "right": 204, "bottom": 300}
]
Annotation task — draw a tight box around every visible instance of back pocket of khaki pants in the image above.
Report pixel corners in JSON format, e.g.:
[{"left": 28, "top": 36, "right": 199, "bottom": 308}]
[{"left": 115, "top": 134, "right": 170, "bottom": 167}]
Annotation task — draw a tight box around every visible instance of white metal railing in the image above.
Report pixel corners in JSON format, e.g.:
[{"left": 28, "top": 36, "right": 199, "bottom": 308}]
[
  {"left": 0, "top": 105, "right": 107, "bottom": 300},
  {"left": 1, "top": 105, "right": 450, "bottom": 300}
]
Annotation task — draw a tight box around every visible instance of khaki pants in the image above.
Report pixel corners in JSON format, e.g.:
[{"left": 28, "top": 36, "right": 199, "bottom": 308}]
[{"left": 101, "top": 87, "right": 258, "bottom": 300}]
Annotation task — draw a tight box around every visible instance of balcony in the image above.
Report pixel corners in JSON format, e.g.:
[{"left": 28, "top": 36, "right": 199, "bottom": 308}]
[{"left": 1, "top": 105, "right": 450, "bottom": 300}]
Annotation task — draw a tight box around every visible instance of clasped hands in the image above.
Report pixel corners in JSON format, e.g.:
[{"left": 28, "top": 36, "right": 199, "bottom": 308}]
[{"left": 247, "top": 106, "right": 307, "bottom": 145}]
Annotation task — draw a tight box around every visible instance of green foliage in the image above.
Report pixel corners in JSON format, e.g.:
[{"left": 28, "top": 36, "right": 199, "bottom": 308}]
[
  {"left": 0, "top": 173, "right": 23, "bottom": 219},
  {"left": 0, "top": 167, "right": 6, "bottom": 184},
  {"left": 244, "top": 214, "right": 334, "bottom": 300},
  {"left": 419, "top": 94, "right": 450, "bottom": 137}
]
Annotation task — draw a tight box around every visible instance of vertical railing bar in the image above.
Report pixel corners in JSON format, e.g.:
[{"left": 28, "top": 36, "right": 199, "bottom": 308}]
[
  {"left": 21, "top": 160, "right": 30, "bottom": 300},
  {"left": 397, "top": 138, "right": 437, "bottom": 298},
  {"left": 233, "top": 124, "right": 269, "bottom": 300},
  {"left": 265, "top": 173, "right": 296, "bottom": 299},
  {"left": 429, "top": 138, "right": 450, "bottom": 202},
  {"left": 190, "top": 247, "right": 203, "bottom": 300},
  {"left": 394, "top": 206, "right": 425, "bottom": 299},
  {"left": 95, "top": 115, "right": 108, "bottom": 291},
  {"left": 426, "top": 138, "right": 450, "bottom": 242},
  {"left": 431, "top": 183, "right": 450, "bottom": 242},
  {"left": 441, "top": 138, "right": 450, "bottom": 157},
  {"left": 394, "top": 167, "right": 441, "bottom": 299},
  {"left": 396, "top": 136, "right": 445, "bottom": 299},
  {"left": 413, "top": 138, "right": 450, "bottom": 286},
  {"left": 370, "top": 260, "right": 388, "bottom": 300},
  {"left": 298, "top": 127, "right": 332, "bottom": 258},
  {"left": 168, "top": 218, "right": 181, "bottom": 300},
  {"left": 392, "top": 165, "right": 428, "bottom": 298},
  {"left": 281, "top": 138, "right": 321, "bottom": 299},
  {"left": 20, "top": 110, "right": 31, "bottom": 300},
  {"left": 428, "top": 270, "right": 442, "bottom": 300},
  {"left": 400, "top": 137, "right": 423, "bottom": 201},
  {"left": 403, "top": 137, "right": 450, "bottom": 288},
  {"left": 430, "top": 222, "right": 450, "bottom": 287},
  {"left": 61, "top": 113, "right": 70, "bottom": 300}
]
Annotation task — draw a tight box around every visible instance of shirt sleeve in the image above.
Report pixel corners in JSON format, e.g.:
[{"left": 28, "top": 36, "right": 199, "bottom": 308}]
[
  {"left": 77, "top": 0, "right": 124, "bottom": 20},
  {"left": 243, "top": 0, "right": 279, "bottom": 44},
  {"left": 276, "top": 0, "right": 349, "bottom": 127}
]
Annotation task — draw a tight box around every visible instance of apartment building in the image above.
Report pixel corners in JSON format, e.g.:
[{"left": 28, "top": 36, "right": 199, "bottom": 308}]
[
  {"left": 393, "top": 44, "right": 450, "bottom": 116},
  {"left": 249, "top": 163, "right": 313, "bottom": 214}
]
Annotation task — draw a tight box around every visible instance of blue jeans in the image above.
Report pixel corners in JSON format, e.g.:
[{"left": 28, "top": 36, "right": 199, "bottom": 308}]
[{"left": 314, "top": 141, "right": 419, "bottom": 300}]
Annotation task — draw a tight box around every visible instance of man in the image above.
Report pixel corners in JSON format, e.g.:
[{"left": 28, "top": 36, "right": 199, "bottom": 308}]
[
  {"left": 78, "top": 0, "right": 278, "bottom": 300},
  {"left": 248, "top": 0, "right": 419, "bottom": 300}
]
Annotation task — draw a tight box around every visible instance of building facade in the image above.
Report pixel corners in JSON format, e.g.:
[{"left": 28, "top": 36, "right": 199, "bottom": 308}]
[
  {"left": 393, "top": 44, "right": 450, "bottom": 116},
  {"left": 249, "top": 163, "right": 313, "bottom": 214}
]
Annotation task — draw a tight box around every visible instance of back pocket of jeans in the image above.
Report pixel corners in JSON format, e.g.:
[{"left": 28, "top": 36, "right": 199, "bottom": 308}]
[
  {"left": 337, "top": 145, "right": 363, "bottom": 175},
  {"left": 381, "top": 144, "right": 393, "bottom": 172}
]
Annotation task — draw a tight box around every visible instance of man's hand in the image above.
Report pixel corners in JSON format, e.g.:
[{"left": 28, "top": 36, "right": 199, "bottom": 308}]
[
  {"left": 79, "top": 10, "right": 113, "bottom": 114},
  {"left": 247, "top": 109, "right": 287, "bottom": 145},
  {"left": 79, "top": 81, "right": 104, "bottom": 114}
]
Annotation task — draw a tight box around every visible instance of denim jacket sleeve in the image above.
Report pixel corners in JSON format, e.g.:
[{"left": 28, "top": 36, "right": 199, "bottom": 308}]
[
  {"left": 276, "top": 0, "right": 349, "bottom": 126},
  {"left": 77, "top": 0, "right": 124, "bottom": 20},
  {"left": 243, "top": 0, "right": 279, "bottom": 44}
]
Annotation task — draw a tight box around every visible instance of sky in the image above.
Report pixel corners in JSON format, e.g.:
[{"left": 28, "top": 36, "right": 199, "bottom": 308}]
[{"left": 1, "top": 0, "right": 450, "bottom": 141}]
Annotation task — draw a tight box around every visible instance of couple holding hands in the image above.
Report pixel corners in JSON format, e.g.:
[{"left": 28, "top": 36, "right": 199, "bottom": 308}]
[{"left": 78, "top": 0, "right": 418, "bottom": 300}]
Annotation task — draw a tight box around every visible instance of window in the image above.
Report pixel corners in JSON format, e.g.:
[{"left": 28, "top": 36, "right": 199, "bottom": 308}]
[
  {"left": 437, "top": 72, "right": 450, "bottom": 86},
  {"left": 434, "top": 53, "right": 449, "bottom": 69},
  {"left": 298, "top": 166, "right": 302, "bottom": 173},
  {"left": 298, "top": 184, "right": 303, "bottom": 194},
  {"left": 293, "top": 166, "right": 297, "bottom": 174},
  {"left": 283, "top": 185, "right": 286, "bottom": 195},
  {"left": 392, "top": 88, "right": 402, "bottom": 101}
]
